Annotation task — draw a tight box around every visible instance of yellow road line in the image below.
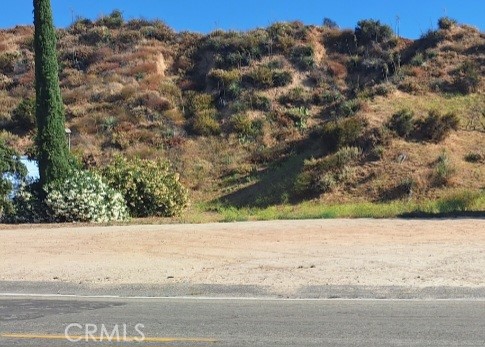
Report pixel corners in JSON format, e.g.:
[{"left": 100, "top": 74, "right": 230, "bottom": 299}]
[{"left": 1, "top": 333, "right": 218, "bottom": 343}]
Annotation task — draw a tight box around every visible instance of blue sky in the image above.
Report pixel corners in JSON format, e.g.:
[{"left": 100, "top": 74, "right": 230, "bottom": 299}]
[{"left": 0, "top": 1, "right": 483, "bottom": 39}]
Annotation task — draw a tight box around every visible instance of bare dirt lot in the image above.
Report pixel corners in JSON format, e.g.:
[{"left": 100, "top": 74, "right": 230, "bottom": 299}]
[{"left": 1, "top": 219, "right": 484, "bottom": 295}]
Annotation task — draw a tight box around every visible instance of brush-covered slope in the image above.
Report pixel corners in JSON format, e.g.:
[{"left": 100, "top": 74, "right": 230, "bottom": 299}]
[{"left": 0, "top": 13, "right": 483, "bottom": 206}]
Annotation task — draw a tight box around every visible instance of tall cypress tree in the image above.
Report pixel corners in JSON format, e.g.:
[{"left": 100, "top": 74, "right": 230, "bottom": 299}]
[{"left": 33, "top": 0, "right": 71, "bottom": 187}]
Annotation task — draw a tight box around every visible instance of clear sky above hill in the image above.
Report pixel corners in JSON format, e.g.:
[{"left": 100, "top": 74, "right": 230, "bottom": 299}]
[{"left": 1, "top": 0, "right": 483, "bottom": 38}]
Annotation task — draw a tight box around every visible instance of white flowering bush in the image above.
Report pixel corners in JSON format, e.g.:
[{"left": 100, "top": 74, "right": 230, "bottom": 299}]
[
  {"left": 45, "top": 170, "right": 129, "bottom": 223},
  {"left": 101, "top": 156, "right": 188, "bottom": 217}
]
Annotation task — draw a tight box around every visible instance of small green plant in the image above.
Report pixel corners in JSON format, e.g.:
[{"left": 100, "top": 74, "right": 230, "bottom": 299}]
[
  {"left": 286, "top": 107, "right": 310, "bottom": 130},
  {"left": 387, "top": 108, "right": 415, "bottom": 138},
  {"left": 101, "top": 116, "right": 118, "bottom": 133},
  {"left": 102, "top": 156, "right": 188, "bottom": 217},
  {"left": 433, "top": 151, "right": 455, "bottom": 186}
]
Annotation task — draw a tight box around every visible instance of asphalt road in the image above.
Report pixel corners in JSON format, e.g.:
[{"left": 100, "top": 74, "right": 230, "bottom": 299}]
[{"left": 1, "top": 296, "right": 484, "bottom": 347}]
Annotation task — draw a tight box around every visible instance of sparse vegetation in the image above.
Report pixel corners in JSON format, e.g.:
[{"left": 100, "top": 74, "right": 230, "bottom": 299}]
[{"left": 0, "top": 14, "right": 483, "bottom": 221}]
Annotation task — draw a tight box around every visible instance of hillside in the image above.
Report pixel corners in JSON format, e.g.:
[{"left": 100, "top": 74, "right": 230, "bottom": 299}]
[{"left": 0, "top": 13, "right": 483, "bottom": 208}]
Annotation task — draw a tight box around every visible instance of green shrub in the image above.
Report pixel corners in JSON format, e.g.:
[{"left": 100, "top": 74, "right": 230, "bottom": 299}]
[
  {"left": 0, "top": 140, "right": 27, "bottom": 217},
  {"left": 286, "top": 107, "right": 310, "bottom": 130},
  {"left": 2, "top": 181, "right": 47, "bottom": 224},
  {"left": 417, "top": 110, "right": 459, "bottom": 143},
  {"left": 278, "top": 87, "right": 311, "bottom": 107},
  {"left": 313, "top": 90, "right": 344, "bottom": 106},
  {"left": 410, "top": 53, "right": 425, "bottom": 66},
  {"left": 355, "top": 19, "right": 394, "bottom": 45},
  {"left": 244, "top": 66, "right": 274, "bottom": 88},
  {"left": 184, "top": 91, "right": 214, "bottom": 118},
  {"left": 464, "top": 152, "right": 483, "bottom": 163},
  {"left": 45, "top": 170, "right": 128, "bottom": 223},
  {"left": 248, "top": 93, "right": 271, "bottom": 111},
  {"left": 438, "top": 17, "right": 457, "bottom": 30},
  {"left": 0, "top": 51, "right": 20, "bottom": 74},
  {"left": 321, "top": 117, "right": 366, "bottom": 151},
  {"left": 290, "top": 45, "right": 315, "bottom": 70},
  {"left": 294, "top": 147, "right": 361, "bottom": 196},
  {"left": 208, "top": 69, "right": 241, "bottom": 88},
  {"left": 387, "top": 108, "right": 415, "bottom": 138},
  {"left": 323, "top": 18, "right": 339, "bottom": 29},
  {"left": 272, "top": 70, "right": 293, "bottom": 87},
  {"left": 102, "top": 157, "right": 188, "bottom": 217},
  {"left": 96, "top": 9, "right": 124, "bottom": 29},
  {"left": 436, "top": 191, "right": 481, "bottom": 213},
  {"left": 11, "top": 98, "right": 36, "bottom": 132},
  {"left": 336, "top": 99, "right": 363, "bottom": 118},
  {"left": 192, "top": 109, "right": 221, "bottom": 136},
  {"left": 334, "top": 146, "right": 362, "bottom": 167},
  {"left": 80, "top": 27, "right": 111, "bottom": 45},
  {"left": 433, "top": 151, "right": 455, "bottom": 186},
  {"left": 231, "top": 114, "right": 263, "bottom": 142},
  {"left": 453, "top": 61, "right": 480, "bottom": 94}
]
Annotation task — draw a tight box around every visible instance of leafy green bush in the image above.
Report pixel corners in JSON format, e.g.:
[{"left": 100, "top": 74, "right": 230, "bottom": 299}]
[
  {"left": 321, "top": 117, "right": 367, "bottom": 151},
  {"left": 102, "top": 157, "right": 188, "bottom": 217},
  {"left": 2, "top": 181, "right": 47, "bottom": 224},
  {"left": 417, "top": 110, "right": 459, "bottom": 143},
  {"left": 0, "top": 140, "right": 27, "bottom": 217},
  {"left": 44, "top": 170, "right": 128, "bottom": 223},
  {"left": 387, "top": 109, "right": 415, "bottom": 138},
  {"left": 11, "top": 98, "right": 36, "bottom": 131}
]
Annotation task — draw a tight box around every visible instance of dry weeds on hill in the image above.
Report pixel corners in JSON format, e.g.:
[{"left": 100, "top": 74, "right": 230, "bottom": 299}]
[{"left": 0, "top": 14, "right": 483, "bottom": 206}]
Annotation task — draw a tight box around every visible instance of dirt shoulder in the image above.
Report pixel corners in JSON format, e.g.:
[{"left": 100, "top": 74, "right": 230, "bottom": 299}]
[{"left": 1, "top": 219, "right": 484, "bottom": 296}]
